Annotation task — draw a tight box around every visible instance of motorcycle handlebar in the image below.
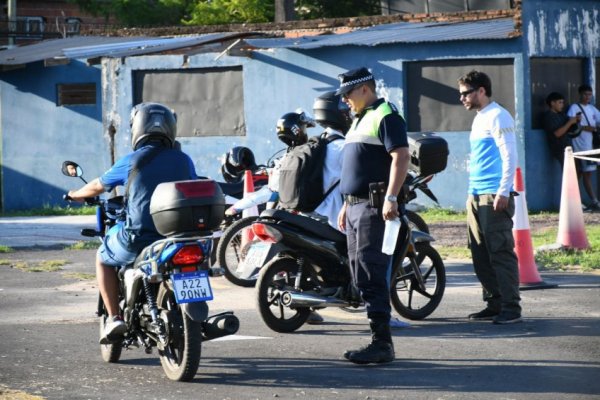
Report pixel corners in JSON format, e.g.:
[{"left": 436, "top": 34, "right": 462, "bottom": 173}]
[{"left": 63, "top": 193, "right": 100, "bottom": 206}]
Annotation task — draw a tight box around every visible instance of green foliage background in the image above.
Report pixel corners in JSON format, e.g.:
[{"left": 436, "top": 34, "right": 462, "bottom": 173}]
[{"left": 69, "top": 0, "right": 382, "bottom": 27}]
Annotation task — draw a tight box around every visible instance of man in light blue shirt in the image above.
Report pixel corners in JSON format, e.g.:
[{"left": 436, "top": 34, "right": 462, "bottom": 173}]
[{"left": 458, "top": 70, "right": 522, "bottom": 325}]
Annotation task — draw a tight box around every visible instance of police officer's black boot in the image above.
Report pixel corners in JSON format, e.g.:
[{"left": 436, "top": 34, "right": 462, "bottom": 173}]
[{"left": 344, "top": 317, "right": 395, "bottom": 365}]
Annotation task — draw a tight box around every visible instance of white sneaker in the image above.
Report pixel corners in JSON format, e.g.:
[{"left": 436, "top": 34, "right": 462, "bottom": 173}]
[
  {"left": 100, "top": 316, "right": 126, "bottom": 344},
  {"left": 306, "top": 311, "right": 324, "bottom": 325}
]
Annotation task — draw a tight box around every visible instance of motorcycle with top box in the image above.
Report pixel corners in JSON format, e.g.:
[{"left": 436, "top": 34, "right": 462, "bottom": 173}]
[{"left": 62, "top": 162, "right": 239, "bottom": 382}]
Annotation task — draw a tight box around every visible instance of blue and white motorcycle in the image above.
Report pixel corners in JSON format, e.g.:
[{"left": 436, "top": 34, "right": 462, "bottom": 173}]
[{"left": 62, "top": 161, "right": 239, "bottom": 382}]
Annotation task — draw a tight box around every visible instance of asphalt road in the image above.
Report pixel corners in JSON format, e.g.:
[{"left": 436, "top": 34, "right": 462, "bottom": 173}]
[{"left": 0, "top": 217, "right": 599, "bottom": 400}]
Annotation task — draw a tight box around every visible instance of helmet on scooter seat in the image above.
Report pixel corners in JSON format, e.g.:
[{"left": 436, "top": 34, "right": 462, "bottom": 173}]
[
  {"left": 276, "top": 111, "right": 313, "bottom": 147},
  {"left": 312, "top": 91, "right": 352, "bottom": 134},
  {"left": 130, "top": 102, "right": 177, "bottom": 150},
  {"left": 220, "top": 146, "right": 257, "bottom": 183}
]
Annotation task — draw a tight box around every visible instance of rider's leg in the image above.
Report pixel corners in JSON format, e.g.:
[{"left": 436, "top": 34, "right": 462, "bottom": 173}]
[{"left": 96, "top": 253, "right": 120, "bottom": 317}]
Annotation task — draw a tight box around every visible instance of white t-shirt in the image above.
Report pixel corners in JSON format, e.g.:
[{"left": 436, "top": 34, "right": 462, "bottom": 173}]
[
  {"left": 567, "top": 103, "right": 600, "bottom": 152},
  {"left": 314, "top": 128, "right": 345, "bottom": 230},
  {"left": 468, "top": 101, "right": 518, "bottom": 197}
]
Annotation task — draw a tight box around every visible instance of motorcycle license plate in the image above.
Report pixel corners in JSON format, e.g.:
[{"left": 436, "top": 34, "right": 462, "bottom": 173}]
[
  {"left": 239, "top": 242, "right": 272, "bottom": 278},
  {"left": 172, "top": 270, "right": 213, "bottom": 304}
]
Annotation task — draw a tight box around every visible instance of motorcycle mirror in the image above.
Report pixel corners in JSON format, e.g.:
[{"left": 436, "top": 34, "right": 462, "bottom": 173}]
[{"left": 61, "top": 161, "right": 87, "bottom": 183}]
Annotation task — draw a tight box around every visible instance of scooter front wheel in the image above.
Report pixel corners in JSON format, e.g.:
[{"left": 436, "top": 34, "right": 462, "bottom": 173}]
[
  {"left": 390, "top": 243, "right": 445, "bottom": 320},
  {"left": 256, "top": 257, "right": 311, "bottom": 333},
  {"left": 216, "top": 216, "right": 260, "bottom": 287}
]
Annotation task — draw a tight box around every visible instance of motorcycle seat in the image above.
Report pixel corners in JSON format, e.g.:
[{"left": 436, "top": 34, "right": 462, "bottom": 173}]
[{"left": 260, "top": 209, "right": 346, "bottom": 243}]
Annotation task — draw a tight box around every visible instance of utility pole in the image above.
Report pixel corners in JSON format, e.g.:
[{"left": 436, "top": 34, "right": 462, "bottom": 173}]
[
  {"left": 8, "top": 0, "right": 17, "bottom": 47},
  {"left": 275, "top": 0, "right": 295, "bottom": 23}
]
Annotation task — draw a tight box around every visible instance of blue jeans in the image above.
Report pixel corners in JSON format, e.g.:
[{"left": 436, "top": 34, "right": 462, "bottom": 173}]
[{"left": 97, "top": 224, "right": 138, "bottom": 268}]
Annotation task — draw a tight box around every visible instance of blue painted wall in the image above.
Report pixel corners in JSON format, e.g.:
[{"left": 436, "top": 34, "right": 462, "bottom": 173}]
[
  {"left": 0, "top": 60, "right": 110, "bottom": 211},
  {"left": 521, "top": 0, "right": 600, "bottom": 210},
  {"left": 1, "top": 0, "right": 598, "bottom": 212}
]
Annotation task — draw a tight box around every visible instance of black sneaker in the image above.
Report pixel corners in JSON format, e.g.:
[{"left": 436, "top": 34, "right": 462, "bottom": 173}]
[
  {"left": 468, "top": 308, "right": 500, "bottom": 321},
  {"left": 588, "top": 201, "right": 600, "bottom": 213},
  {"left": 493, "top": 311, "right": 522, "bottom": 325}
]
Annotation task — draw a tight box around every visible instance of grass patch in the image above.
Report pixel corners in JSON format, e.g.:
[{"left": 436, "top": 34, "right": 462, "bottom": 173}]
[
  {"left": 533, "top": 224, "right": 600, "bottom": 272},
  {"left": 0, "top": 385, "right": 45, "bottom": 400},
  {"left": 0, "top": 246, "right": 12, "bottom": 253},
  {"left": 0, "top": 259, "right": 12, "bottom": 266},
  {"left": 0, "top": 205, "right": 96, "bottom": 217},
  {"left": 66, "top": 240, "right": 100, "bottom": 250},
  {"left": 419, "top": 207, "right": 465, "bottom": 223},
  {"left": 12, "top": 260, "right": 68, "bottom": 273},
  {"left": 436, "top": 246, "right": 472, "bottom": 260},
  {"left": 63, "top": 272, "right": 96, "bottom": 280},
  {"left": 417, "top": 208, "right": 600, "bottom": 272}
]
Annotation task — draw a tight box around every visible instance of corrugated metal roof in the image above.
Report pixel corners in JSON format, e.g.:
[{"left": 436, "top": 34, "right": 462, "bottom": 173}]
[
  {"left": 245, "top": 18, "right": 516, "bottom": 49},
  {"left": 0, "top": 33, "right": 243, "bottom": 66}
]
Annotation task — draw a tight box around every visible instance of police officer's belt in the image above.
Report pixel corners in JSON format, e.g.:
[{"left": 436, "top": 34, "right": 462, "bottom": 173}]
[{"left": 344, "top": 194, "right": 369, "bottom": 205}]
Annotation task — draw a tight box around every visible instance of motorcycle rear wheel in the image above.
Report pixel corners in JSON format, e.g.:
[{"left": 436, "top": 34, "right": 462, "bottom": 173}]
[
  {"left": 157, "top": 284, "right": 202, "bottom": 382},
  {"left": 99, "top": 313, "right": 122, "bottom": 363},
  {"left": 216, "top": 216, "right": 260, "bottom": 287},
  {"left": 256, "top": 257, "right": 311, "bottom": 333},
  {"left": 390, "top": 243, "right": 445, "bottom": 320}
]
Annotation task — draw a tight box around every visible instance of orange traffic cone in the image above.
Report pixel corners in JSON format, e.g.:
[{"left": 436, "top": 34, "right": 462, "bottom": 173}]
[
  {"left": 512, "top": 167, "right": 557, "bottom": 290},
  {"left": 241, "top": 170, "right": 258, "bottom": 248},
  {"left": 556, "top": 147, "right": 590, "bottom": 249}
]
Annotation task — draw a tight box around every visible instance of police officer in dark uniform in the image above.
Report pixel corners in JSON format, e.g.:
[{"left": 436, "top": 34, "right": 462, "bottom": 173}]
[{"left": 336, "top": 67, "right": 410, "bottom": 364}]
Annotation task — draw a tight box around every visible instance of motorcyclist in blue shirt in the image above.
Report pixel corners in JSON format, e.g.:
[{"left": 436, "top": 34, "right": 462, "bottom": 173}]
[{"left": 68, "top": 103, "right": 198, "bottom": 343}]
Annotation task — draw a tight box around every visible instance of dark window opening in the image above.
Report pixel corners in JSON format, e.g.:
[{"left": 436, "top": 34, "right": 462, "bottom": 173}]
[
  {"left": 133, "top": 67, "right": 245, "bottom": 137},
  {"left": 406, "top": 59, "right": 514, "bottom": 132},
  {"left": 57, "top": 83, "right": 96, "bottom": 106},
  {"left": 530, "top": 58, "right": 584, "bottom": 130}
]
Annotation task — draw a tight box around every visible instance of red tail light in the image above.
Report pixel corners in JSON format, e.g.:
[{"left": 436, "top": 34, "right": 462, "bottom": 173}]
[
  {"left": 175, "top": 180, "right": 216, "bottom": 198},
  {"left": 252, "top": 223, "right": 282, "bottom": 243},
  {"left": 172, "top": 245, "right": 204, "bottom": 265}
]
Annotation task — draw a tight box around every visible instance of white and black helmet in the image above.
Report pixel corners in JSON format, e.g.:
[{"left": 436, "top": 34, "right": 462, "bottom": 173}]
[
  {"left": 130, "top": 102, "right": 177, "bottom": 150},
  {"left": 276, "top": 111, "right": 314, "bottom": 147}
]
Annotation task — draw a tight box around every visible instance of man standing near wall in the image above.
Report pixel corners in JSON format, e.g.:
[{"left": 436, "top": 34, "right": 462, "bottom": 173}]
[
  {"left": 566, "top": 84, "right": 600, "bottom": 212},
  {"left": 457, "top": 70, "right": 522, "bottom": 324}
]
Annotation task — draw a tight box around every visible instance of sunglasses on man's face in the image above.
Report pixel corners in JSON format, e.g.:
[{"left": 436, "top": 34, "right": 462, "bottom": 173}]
[
  {"left": 342, "top": 85, "right": 362, "bottom": 100},
  {"left": 459, "top": 87, "right": 477, "bottom": 97}
]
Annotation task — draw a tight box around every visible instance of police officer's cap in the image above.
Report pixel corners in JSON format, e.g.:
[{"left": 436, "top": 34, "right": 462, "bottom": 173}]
[{"left": 335, "top": 67, "right": 374, "bottom": 96}]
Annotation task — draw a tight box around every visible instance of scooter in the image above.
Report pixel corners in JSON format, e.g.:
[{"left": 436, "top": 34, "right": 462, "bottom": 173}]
[
  {"left": 252, "top": 195, "right": 446, "bottom": 333},
  {"left": 216, "top": 170, "right": 439, "bottom": 288}
]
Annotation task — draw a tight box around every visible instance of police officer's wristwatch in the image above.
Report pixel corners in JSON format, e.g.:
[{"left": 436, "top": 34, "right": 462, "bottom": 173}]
[{"left": 385, "top": 195, "right": 397, "bottom": 202}]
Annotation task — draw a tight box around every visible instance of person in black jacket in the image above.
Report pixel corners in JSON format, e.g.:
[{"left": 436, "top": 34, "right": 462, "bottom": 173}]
[{"left": 541, "top": 92, "right": 581, "bottom": 168}]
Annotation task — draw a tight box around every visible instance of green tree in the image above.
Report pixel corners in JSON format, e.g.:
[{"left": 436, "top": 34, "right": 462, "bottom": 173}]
[
  {"left": 183, "top": 0, "right": 274, "bottom": 25},
  {"left": 69, "top": 0, "right": 193, "bottom": 27},
  {"left": 70, "top": 0, "right": 381, "bottom": 27},
  {"left": 295, "top": 0, "right": 381, "bottom": 19}
]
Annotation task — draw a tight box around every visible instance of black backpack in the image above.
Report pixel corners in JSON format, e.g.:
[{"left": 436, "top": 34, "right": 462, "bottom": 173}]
[{"left": 278, "top": 133, "right": 343, "bottom": 212}]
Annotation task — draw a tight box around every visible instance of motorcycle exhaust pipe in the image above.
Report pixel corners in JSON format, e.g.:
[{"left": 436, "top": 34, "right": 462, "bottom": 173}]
[
  {"left": 201, "top": 312, "right": 239, "bottom": 341},
  {"left": 280, "top": 291, "right": 349, "bottom": 308}
]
